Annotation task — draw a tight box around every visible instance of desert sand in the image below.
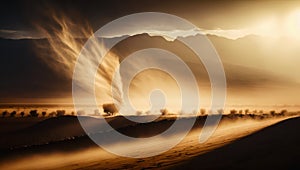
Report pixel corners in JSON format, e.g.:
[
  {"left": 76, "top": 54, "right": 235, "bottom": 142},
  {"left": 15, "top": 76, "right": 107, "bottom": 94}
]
[
  {"left": 172, "top": 116, "right": 300, "bottom": 169},
  {"left": 0, "top": 113, "right": 299, "bottom": 169}
]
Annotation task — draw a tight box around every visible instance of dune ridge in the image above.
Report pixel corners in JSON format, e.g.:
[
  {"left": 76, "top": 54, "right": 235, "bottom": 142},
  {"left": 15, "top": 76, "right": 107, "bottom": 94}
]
[
  {"left": 171, "top": 117, "right": 300, "bottom": 169},
  {"left": 0, "top": 114, "right": 298, "bottom": 169}
]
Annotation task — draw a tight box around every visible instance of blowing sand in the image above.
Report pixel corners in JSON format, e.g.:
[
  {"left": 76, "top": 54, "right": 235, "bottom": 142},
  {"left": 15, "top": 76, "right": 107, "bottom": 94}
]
[{"left": 0, "top": 114, "right": 298, "bottom": 169}]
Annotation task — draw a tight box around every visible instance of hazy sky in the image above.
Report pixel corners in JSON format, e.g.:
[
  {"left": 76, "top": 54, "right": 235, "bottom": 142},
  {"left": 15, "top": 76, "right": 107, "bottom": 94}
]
[{"left": 0, "top": 0, "right": 299, "bottom": 106}]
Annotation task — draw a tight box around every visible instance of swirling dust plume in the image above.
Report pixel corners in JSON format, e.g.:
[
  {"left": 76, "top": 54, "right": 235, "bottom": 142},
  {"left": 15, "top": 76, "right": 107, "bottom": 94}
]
[{"left": 35, "top": 13, "right": 123, "bottom": 109}]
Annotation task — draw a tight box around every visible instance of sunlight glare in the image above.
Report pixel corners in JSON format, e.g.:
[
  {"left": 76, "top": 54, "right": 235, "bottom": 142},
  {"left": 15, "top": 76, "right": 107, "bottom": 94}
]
[{"left": 285, "top": 9, "right": 300, "bottom": 39}]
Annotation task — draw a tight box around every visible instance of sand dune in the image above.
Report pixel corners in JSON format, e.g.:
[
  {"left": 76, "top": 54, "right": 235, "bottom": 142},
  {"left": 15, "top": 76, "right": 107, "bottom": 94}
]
[
  {"left": 0, "top": 114, "right": 283, "bottom": 150},
  {"left": 0, "top": 115, "right": 141, "bottom": 150},
  {"left": 0, "top": 114, "right": 298, "bottom": 169},
  {"left": 172, "top": 117, "right": 300, "bottom": 169}
]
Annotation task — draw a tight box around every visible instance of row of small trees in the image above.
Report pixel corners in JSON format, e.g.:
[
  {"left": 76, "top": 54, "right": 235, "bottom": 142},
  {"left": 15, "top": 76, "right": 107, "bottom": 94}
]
[
  {"left": 0, "top": 107, "right": 290, "bottom": 118},
  {"left": 229, "top": 109, "right": 287, "bottom": 115},
  {"left": 158, "top": 108, "right": 288, "bottom": 116},
  {"left": 1, "top": 110, "right": 68, "bottom": 118}
]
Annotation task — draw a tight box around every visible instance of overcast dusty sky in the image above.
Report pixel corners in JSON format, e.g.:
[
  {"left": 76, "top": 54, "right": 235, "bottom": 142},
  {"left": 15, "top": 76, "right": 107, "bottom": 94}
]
[{"left": 0, "top": 0, "right": 299, "bottom": 106}]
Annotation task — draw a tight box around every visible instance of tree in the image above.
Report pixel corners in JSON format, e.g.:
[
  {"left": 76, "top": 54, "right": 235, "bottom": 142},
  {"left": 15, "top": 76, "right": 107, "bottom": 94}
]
[
  {"left": 238, "top": 110, "right": 243, "bottom": 114},
  {"left": 77, "top": 110, "right": 85, "bottom": 116},
  {"left": 200, "top": 108, "right": 206, "bottom": 115},
  {"left": 56, "top": 110, "right": 65, "bottom": 117},
  {"left": 270, "top": 110, "right": 276, "bottom": 116},
  {"left": 230, "top": 109, "right": 237, "bottom": 114},
  {"left": 160, "top": 108, "right": 168, "bottom": 116},
  {"left": 2, "top": 111, "right": 8, "bottom": 117},
  {"left": 48, "top": 111, "right": 56, "bottom": 117},
  {"left": 29, "top": 110, "right": 39, "bottom": 117},
  {"left": 42, "top": 111, "right": 47, "bottom": 117},
  {"left": 245, "top": 109, "right": 249, "bottom": 115},
  {"left": 10, "top": 111, "right": 17, "bottom": 117},
  {"left": 217, "top": 109, "right": 224, "bottom": 115},
  {"left": 136, "top": 111, "right": 143, "bottom": 116},
  {"left": 280, "top": 109, "right": 287, "bottom": 115},
  {"left": 20, "top": 111, "right": 25, "bottom": 117},
  {"left": 103, "top": 103, "right": 117, "bottom": 116}
]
